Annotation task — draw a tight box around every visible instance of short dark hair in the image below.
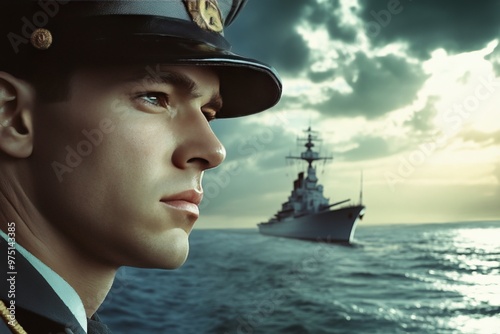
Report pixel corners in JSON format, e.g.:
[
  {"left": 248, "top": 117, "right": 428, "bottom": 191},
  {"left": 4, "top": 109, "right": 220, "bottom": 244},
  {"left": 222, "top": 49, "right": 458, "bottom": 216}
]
[{"left": 2, "top": 59, "right": 74, "bottom": 103}]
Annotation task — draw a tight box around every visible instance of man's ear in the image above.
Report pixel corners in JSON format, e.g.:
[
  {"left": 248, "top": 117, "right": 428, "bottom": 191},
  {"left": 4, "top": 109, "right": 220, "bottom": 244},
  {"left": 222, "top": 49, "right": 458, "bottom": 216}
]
[{"left": 0, "top": 72, "right": 35, "bottom": 158}]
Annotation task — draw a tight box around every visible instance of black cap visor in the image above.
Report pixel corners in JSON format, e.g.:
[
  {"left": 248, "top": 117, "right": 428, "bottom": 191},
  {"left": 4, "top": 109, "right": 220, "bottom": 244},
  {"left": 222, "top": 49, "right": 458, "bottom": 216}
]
[{"left": 45, "top": 16, "right": 282, "bottom": 118}]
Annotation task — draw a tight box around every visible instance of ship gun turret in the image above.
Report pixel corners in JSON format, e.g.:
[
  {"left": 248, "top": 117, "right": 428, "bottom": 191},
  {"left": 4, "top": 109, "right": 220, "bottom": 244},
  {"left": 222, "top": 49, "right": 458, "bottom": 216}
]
[{"left": 321, "top": 199, "right": 351, "bottom": 211}]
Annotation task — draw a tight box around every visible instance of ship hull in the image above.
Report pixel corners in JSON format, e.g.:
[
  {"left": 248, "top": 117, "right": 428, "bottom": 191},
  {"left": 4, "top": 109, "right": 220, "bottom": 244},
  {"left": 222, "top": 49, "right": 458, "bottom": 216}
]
[{"left": 258, "top": 205, "right": 365, "bottom": 243}]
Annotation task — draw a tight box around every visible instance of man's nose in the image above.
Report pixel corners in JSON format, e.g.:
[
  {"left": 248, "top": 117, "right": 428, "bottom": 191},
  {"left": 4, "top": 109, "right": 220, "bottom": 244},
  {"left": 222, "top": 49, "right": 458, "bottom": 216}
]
[{"left": 171, "top": 115, "right": 226, "bottom": 171}]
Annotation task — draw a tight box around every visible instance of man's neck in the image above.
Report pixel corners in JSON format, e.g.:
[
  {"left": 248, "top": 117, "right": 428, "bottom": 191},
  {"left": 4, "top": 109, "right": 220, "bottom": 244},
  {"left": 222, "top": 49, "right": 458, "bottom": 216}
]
[{"left": 0, "top": 188, "right": 116, "bottom": 318}]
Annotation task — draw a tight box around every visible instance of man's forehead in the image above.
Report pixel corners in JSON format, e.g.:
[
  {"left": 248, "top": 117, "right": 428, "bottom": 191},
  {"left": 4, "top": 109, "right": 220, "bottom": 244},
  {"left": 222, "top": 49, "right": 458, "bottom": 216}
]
[
  {"left": 133, "top": 64, "right": 219, "bottom": 79},
  {"left": 99, "top": 64, "right": 220, "bottom": 88},
  {"left": 71, "top": 64, "right": 221, "bottom": 101}
]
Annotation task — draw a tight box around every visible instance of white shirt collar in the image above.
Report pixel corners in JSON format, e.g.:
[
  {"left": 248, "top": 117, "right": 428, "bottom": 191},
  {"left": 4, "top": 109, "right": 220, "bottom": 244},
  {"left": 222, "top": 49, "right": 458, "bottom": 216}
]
[{"left": 0, "top": 230, "right": 88, "bottom": 333}]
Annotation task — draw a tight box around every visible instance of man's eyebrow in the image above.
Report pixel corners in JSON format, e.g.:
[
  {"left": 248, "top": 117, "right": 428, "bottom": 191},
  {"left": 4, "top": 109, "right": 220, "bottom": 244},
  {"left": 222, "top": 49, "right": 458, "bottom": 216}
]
[
  {"left": 131, "top": 69, "right": 198, "bottom": 95},
  {"left": 126, "top": 68, "right": 223, "bottom": 112}
]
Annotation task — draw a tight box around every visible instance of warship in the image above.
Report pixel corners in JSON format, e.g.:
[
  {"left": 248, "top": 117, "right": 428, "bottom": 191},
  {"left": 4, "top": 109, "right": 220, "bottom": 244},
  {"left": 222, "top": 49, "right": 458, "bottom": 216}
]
[{"left": 258, "top": 127, "right": 365, "bottom": 243}]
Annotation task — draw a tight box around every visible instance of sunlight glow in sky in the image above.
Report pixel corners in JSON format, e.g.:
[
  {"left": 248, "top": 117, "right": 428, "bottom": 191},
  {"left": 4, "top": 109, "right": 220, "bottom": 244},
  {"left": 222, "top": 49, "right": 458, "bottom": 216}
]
[{"left": 200, "top": 0, "right": 500, "bottom": 228}]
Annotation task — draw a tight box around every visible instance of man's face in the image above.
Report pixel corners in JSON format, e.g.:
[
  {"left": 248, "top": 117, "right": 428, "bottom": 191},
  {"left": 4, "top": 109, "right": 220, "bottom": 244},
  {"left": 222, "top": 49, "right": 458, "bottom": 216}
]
[{"left": 29, "top": 64, "right": 226, "bottom": 269}]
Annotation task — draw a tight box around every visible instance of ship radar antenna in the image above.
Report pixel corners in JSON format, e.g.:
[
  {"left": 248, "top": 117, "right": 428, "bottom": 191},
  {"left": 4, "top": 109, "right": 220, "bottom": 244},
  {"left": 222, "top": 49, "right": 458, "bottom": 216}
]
[{"left": 286, "top": 126, "right": 332, "bottom": 169}]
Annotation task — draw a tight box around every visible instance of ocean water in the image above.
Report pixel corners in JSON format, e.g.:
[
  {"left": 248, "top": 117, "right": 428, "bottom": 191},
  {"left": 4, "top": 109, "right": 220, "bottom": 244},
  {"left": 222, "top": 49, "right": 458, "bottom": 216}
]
[{"left": 99, "top": 221, "right": 500, "bottom": 334}]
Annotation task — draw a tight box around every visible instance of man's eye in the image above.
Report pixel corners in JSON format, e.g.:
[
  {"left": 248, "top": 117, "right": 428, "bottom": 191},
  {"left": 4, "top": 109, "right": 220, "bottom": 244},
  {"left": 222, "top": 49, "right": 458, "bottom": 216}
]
[{"left": 138, "top": 92, "right": 169, "bottom": 108}]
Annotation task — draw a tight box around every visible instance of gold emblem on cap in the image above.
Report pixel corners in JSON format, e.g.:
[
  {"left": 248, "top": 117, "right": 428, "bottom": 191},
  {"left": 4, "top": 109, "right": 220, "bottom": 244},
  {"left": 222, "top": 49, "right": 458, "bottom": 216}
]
[
  {"left": 31, "top": 28, "right": 53, "bottom": 50},
  {"left": 184, "top": 0, "right": 224, "bottom": 33}
]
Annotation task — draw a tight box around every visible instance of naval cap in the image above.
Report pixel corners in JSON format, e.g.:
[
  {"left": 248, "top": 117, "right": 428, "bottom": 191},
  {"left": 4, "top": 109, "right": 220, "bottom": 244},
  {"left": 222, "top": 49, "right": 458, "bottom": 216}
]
[{"left": 0, "top": 0, "right": 282, "bottom": 118}]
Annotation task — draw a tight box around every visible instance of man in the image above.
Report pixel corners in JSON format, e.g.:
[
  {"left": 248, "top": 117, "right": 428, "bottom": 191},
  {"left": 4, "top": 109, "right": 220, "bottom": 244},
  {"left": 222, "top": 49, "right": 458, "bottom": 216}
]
[{"left": 0, "top": 0, "right": 282, "bottom": 333}]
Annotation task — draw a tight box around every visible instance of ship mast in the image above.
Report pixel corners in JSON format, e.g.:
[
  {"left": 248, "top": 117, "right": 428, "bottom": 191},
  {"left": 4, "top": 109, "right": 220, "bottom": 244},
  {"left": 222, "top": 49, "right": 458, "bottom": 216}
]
[
  {"left": 286, "top": 127, "right": 332, "bottom": 169},
  {"left": 359, "top": 170, "right": 363, "bottom": 205}
]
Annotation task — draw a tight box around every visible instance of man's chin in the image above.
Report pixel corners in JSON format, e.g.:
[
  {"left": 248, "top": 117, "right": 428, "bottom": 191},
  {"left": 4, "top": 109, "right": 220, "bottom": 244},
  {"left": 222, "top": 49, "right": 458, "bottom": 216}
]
[
  {"left": 162, "top": 245, "right": 190, "bottom": 270},
  {"left": 149, "top": 234, "right": 190, "bottom": 269},
  {"left": 120, "top": 227, "right": 191, "bottom": 269}
]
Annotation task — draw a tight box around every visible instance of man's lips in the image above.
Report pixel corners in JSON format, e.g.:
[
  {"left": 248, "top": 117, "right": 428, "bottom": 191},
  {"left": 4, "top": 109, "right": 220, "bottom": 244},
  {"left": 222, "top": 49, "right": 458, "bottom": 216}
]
[{"left": 161, "top": 190, "right": 203, "bottom": 216}]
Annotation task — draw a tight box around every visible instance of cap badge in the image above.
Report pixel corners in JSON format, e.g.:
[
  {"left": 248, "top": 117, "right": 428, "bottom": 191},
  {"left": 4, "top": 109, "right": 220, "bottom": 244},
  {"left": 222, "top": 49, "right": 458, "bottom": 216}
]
[
  {"left": 183, "top": 0, "right": 224, "bottom": 33},
  {"left": 31, "top": 28, "right": 53, "bottom": 50}
]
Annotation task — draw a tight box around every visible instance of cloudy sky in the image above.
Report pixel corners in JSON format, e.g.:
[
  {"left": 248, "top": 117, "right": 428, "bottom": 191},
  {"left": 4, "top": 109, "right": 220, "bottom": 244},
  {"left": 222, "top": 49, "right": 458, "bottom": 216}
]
[{"left": 199, "top": 0, "right": 500, "bottom": 228}]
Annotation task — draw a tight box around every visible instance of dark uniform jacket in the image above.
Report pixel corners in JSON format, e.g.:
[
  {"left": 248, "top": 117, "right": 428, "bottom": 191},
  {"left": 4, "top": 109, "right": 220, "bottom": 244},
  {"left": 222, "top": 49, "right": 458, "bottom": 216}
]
[{"left": 0, "top": 238, "right": 111, "bottom": 334}]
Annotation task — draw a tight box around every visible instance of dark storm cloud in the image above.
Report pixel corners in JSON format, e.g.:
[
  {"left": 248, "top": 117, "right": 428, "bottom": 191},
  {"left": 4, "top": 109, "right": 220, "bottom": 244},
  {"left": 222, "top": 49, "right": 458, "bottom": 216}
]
[
  {"left": 308, "top": 69, "right": 336, "bottom": 83},
  {"left": 325, "top": 17, "right": 358, "bottom": 43},
  {"left": 226, "top": 0, "right": 315, "bottom": 74},
  {"left": 308, "top": 52, "right": 428, "bottom": 118},
  {"left": 306, "top": 0, "right": 358, "bottom": 43},
  {"left": 360, "top": 0, "right": 500, "bottom": 59}
]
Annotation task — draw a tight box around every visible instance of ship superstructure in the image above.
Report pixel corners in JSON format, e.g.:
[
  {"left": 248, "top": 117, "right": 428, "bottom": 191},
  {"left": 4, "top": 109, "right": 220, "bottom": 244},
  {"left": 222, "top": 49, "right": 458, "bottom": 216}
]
[{"left": 258, "top": 127, "right": 365, "bottom": 243}]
